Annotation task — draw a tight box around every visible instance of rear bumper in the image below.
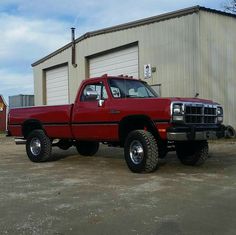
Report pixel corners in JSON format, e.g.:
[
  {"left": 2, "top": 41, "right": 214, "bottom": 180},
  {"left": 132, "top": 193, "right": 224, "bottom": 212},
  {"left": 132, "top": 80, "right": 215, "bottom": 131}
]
[{"left": 167, "top": 125, "right": 225, "bottom": 141}]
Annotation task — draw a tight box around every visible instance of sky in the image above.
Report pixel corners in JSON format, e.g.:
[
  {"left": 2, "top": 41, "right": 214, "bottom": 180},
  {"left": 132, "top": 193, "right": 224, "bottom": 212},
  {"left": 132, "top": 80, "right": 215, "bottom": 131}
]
[{"left": 0, "top": 0, "right": 225, "bottom": 104}]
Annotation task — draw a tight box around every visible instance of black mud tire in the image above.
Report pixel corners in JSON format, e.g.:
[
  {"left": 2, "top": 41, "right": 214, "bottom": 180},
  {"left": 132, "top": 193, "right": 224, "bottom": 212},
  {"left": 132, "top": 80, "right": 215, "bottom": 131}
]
[
  {"left": 124, "top": 130, "right": 159, "bottom": 173},
  {"left": 75, "top": 141, "right": 99, "bottom": 156},
  {"left": 176, "top": 141, "right": 209, "bottom": 166},
  {"left": 26, "top": 129, "right": 52, "bottom": 162}
]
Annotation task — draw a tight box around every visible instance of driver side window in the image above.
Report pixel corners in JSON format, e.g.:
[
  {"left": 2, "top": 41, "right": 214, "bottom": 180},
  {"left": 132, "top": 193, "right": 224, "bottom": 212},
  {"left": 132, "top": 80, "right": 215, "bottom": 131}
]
[{"left": 80, "top": 83, "right": 108, "bottom": 102}]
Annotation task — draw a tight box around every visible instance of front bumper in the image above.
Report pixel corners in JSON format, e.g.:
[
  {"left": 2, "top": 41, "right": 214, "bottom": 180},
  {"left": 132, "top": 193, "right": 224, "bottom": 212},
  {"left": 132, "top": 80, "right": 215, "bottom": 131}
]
[{"left": 167, "top": 125, "right": 225, "bottom": 141}]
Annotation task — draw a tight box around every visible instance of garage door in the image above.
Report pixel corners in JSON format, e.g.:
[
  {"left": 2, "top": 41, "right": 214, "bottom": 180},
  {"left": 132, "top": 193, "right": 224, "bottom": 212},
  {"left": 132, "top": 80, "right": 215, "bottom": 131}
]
[
  {"left": 89, "top": 45, "right": 139, "bottom": 78},
  {"left": 46, "top": 65, "right": 69, "bottom": 105}
]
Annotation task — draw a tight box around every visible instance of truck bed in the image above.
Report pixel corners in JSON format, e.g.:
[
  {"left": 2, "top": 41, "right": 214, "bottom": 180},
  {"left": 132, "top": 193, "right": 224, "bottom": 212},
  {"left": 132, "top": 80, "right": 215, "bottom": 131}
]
[{"left": 8, "top": 104, "right": 73, "bottom": 138}]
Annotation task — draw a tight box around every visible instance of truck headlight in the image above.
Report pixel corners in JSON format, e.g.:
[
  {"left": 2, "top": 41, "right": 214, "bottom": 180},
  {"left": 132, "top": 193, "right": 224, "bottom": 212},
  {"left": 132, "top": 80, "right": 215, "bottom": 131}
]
[
  {"left": 217, "top": 106, "right": 223, "bottom": 115},
  {"left": 173, "top": 104, "right": 182, "bottom": 114},
  {"left": 172, "top": 103, "right": 184, "bottom": 122},
  {"left": 217, "top": 106, "right": 223, "bottom": 123}
]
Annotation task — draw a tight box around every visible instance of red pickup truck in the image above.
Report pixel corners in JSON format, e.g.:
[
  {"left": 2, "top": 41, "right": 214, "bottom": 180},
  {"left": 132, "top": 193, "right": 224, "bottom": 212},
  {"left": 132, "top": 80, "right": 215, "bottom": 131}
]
[{"left": 7, "top": 75, "right": 225, "bottom": 173}]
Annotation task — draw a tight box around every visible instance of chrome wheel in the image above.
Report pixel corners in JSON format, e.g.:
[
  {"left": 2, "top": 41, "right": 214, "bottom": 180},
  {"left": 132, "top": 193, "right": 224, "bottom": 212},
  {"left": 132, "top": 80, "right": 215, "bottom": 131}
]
[
  {"left": 129, "top": 140, "right": 144, "bottom": 165},
  {"left": 30, "top": 137, "right": 41, "bottom": 156}
]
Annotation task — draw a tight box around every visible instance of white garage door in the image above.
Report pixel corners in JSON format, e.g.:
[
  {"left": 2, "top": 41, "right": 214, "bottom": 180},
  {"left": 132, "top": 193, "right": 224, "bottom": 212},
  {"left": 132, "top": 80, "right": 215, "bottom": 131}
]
[
  {"left": 46, "top": 65, "right": 69, "bottom": 105},
  {"left": 89, "top": 45, "right": 139, "bottom": 78}
]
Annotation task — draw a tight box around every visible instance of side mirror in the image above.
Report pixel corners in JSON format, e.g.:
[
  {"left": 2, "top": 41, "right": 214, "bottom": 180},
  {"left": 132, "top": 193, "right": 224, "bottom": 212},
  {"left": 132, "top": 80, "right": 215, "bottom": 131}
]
[{"left": 85, "top": 90, "right": 98, "bottom": 101}]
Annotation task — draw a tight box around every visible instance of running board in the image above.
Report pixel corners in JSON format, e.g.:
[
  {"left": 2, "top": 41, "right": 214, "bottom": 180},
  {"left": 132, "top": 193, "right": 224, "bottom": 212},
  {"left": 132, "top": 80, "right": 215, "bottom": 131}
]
[{"left": 15, "top": 138, "right": 26, "bottom": 145}]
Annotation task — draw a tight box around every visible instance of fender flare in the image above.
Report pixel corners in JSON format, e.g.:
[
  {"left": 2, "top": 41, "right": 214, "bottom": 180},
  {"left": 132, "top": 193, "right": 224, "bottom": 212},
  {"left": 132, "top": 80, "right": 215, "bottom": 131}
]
[{"left": 22, "top": 119, "right": 43, "bottom": 138}]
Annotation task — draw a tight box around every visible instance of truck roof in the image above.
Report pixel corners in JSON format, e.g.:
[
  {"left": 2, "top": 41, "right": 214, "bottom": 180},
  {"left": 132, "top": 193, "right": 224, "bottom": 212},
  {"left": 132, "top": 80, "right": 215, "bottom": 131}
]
[{"left": 87, "top": 74, "right": 141, "bottom": 81}]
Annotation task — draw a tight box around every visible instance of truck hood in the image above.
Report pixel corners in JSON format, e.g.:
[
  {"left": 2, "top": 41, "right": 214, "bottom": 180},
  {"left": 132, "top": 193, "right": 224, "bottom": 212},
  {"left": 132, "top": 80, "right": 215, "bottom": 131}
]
[
  {"left": 167, "top": 97, "right": 216, "bottom": 104},
  {"left": 115, "top": 96, "right": 219, "bottom": 123}
]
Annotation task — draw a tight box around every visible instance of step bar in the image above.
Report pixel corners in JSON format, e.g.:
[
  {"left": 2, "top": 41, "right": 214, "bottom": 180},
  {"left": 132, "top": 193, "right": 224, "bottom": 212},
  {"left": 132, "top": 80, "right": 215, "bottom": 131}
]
[{"left": 15, "top": 138, "right": 26, "bottom": 145}]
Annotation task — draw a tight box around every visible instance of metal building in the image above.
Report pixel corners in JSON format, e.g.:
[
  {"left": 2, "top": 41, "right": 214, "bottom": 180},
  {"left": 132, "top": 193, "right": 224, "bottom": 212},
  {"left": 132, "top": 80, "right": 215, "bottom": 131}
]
[
  {"left": 0, "top": 95, "right": 7, "bottom": 132},
  {"left": 32, "top": 6, "right": 236, "bottom": 128},
  {"left": 9, "top": 95, "right": 34, "bottom": 109}
]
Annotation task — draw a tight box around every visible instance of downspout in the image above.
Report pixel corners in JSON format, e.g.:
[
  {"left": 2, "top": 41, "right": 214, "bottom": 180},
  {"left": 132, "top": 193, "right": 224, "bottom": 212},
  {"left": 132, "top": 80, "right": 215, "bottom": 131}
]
[
  {"left": 71, "top": 27, "right": 77, "bottom": 68},
  {"left": 5, "top": 104, "right": 8, "bottom": 132}
]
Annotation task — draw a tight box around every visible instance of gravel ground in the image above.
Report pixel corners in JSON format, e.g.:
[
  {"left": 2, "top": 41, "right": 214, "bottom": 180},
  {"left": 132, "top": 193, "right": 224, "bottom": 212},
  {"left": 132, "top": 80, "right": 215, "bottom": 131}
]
[{"left": 0, "top": 134, "right": 236, "bottom": 235}]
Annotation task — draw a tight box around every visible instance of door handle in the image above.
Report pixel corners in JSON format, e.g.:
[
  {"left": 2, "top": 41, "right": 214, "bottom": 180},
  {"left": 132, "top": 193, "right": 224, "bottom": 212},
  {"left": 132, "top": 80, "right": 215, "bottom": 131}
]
[{"left": 110, "top": 109, "right": 120, "bottom": 114}]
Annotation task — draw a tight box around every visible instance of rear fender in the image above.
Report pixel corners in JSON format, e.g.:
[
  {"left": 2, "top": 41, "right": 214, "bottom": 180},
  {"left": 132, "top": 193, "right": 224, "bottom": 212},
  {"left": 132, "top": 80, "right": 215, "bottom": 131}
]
[{"left": 22, "top": 119, "right": 43, "bottom": 138}]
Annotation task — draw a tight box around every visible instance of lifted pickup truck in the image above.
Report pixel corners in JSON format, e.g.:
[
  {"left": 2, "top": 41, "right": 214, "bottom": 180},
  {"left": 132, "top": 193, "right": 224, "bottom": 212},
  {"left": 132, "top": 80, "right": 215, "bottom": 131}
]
[{"left": 7, "top": 75, "right": 225, "bottom": 173}]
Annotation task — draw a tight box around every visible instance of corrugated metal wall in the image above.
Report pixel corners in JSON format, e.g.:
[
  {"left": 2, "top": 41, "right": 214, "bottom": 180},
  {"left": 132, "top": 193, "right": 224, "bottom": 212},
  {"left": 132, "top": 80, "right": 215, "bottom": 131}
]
[
  {"left": 199, "top": 11, "right": 236, "bottom": 127},
  {"left": 9, "top": 95, "right": 34, "bottom": 109}
]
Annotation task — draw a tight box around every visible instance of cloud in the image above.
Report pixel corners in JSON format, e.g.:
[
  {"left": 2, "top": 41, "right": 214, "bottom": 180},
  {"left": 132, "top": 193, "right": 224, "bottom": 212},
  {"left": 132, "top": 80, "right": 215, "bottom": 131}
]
[
  {"left": 0, "top": 12, "right": 72, "bottom": 103},
  {"left": 0, "top": 0, "right": 224, "bottom": 61},
  {"left": 0, "top": 69, "right": 33, "bottom": 104},
  {"left": 0, "top": 13, "right": 71, "bottom": 67},
  {"left": 0, "top": 1, "right": 223, "bottom": 33}
]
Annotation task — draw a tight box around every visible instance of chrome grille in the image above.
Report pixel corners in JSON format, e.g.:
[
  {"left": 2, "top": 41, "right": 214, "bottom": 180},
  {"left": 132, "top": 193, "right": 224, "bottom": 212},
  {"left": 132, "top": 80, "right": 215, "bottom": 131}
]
[{"left": 184, "top": 104, "right": 217, "bottom": 124}]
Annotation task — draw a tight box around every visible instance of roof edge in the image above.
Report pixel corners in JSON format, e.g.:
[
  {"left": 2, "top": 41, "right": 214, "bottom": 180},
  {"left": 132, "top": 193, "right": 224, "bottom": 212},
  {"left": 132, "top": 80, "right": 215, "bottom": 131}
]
[
  {"left": 32, "top": 5, "right": 236, "bottom": 67},
  {"left": 75, "top": 5, "right": 201, "bottom": 42},
  {"left": 32, "top": 5, "right": 201, "bottom": 67},
  {"left": 32, "top": 42, "right": 72, "bottom": 67}
]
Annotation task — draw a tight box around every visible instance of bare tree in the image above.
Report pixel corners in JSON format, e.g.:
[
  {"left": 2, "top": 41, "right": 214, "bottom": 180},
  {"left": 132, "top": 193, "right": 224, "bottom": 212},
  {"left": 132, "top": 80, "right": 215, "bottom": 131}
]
[{"left": 224, "top": 0, "right": 236, "bottom": 13}]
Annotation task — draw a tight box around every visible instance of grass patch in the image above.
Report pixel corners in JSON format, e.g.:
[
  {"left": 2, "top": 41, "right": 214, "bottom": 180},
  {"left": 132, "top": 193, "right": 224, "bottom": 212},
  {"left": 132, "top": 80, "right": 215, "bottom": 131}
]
[{"left": 0, "top": 131, "right": 7, "bottom": 137}]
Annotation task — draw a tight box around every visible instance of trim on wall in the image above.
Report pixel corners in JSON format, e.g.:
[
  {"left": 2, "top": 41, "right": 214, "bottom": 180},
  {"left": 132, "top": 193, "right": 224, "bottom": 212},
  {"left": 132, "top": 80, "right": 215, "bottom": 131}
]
[
  {"left": 43, "top": 62, "right": 69, "bottom": 72},
  {"left": 87, "top": 42, "right": 138, "bottom": 59}
]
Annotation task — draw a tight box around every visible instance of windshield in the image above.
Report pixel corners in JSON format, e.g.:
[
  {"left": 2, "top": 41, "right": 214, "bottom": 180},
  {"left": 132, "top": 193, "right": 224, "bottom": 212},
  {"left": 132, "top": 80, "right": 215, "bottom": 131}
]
[{"left": 108, "top": 78, "right": 158, "bottom": 98}]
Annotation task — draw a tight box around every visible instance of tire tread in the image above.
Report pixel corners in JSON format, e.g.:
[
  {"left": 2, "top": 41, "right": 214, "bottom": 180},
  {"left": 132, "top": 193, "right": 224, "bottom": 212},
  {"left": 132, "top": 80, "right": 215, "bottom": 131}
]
[
  {"left": 26, "top": 129, "right": 51, "bottom": 162},
  {"left": 124, "top": 130, "right": 159, "bottom": 173},
  {"left": 176, "top": 141, "right": 208, "bottom": 166}
]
